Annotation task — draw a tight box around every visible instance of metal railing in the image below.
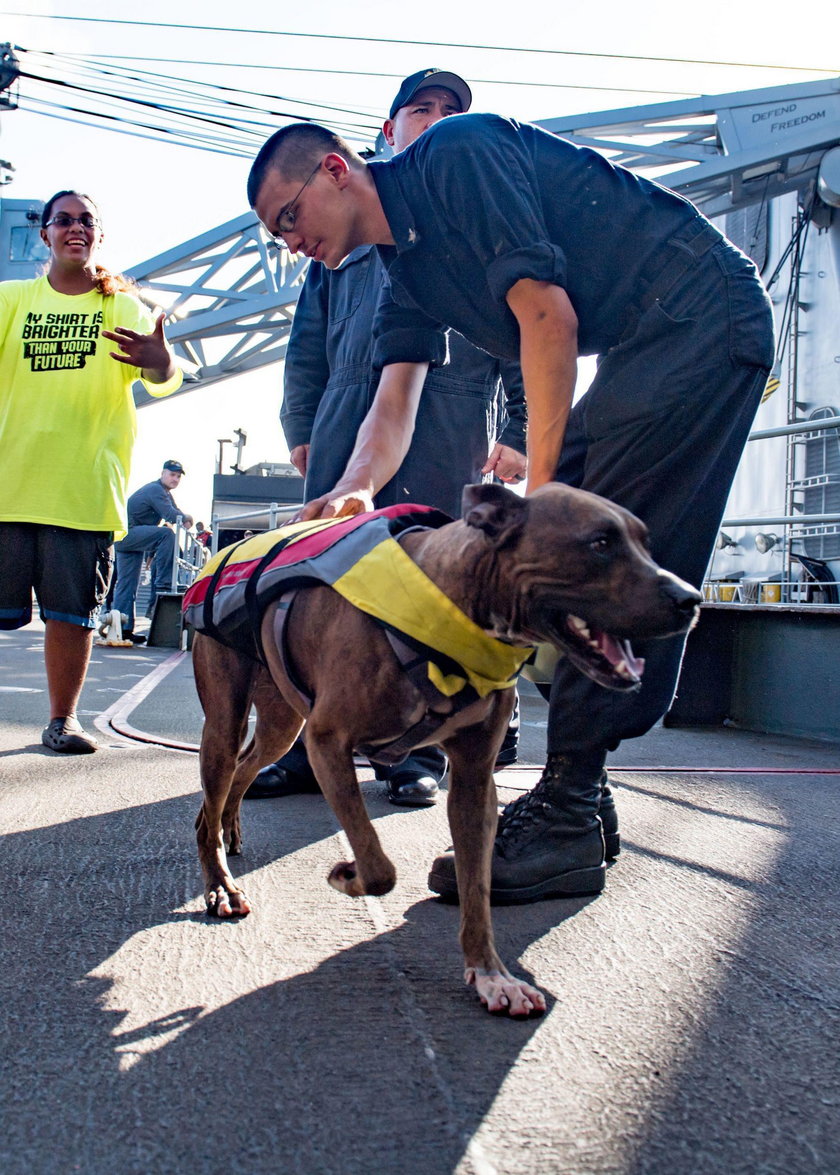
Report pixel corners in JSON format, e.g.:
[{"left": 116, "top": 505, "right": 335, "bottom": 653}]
[
  {"left": 704, "top": 414, "right": 840, "bottom": 610},
  {"left": 745, "top": 415, "right": 840, "bottom": 443},
  {"left": 207, "top": 503, "right": 300, "bottom": 555},
  {"left": 166, "top": 516, "right": 213, "bottom": 591},
  {"left": 703, "top": 575, "right": 840, "bottom": 606}
]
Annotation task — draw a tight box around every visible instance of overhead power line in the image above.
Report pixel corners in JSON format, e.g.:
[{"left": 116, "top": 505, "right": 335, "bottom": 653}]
[
  {"left": 20, "top": 95, "right": 258, "bottom": 156},
  {"left": 9, "top": 47, "right": 383, "bottom": 157},
  {"left": 18, "top": 66, "right": 379, "bottom": 135},
  {"left": 31, "top": 51, "right": 698, "bottom": 99},
  {"left": 17, "top": 68, "right": 282, "bottom": 137},
  {"left": 3, "top": 12, "right": 837, "bottom": 75},
  {"left": 25, "top": 51, "right": 384, "bottom": 125}
]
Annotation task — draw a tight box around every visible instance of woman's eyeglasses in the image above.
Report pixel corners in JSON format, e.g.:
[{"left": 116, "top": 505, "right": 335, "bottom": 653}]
[{"left": 45, "top": 214, "right": 99, "bottom": 229}]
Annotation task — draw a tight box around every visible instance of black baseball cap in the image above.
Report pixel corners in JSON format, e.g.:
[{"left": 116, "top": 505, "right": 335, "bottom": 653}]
[
  {"left": 162, "top": 459, "right": 185, "bottom": 474},
  {"left": 389, "top": 69, "right": 472, "bottom": 119}
]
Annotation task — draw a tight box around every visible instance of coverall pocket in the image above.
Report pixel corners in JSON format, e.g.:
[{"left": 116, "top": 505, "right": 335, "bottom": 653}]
[
  {"left": 712, "top": 247, "right": 775, "bottom": 369},
  {"left": 327, "top": 251, "right": 375, "bottom": 325}
]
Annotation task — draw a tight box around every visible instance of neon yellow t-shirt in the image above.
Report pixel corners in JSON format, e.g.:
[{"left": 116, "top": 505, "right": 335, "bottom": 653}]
[{"left": 0, "top": 275, "right": 182, "bottom": 538}]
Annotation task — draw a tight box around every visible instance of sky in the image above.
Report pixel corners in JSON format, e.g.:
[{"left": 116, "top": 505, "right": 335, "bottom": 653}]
[{"left": 0, "top": 0, "right": 835, "bottom": 520}]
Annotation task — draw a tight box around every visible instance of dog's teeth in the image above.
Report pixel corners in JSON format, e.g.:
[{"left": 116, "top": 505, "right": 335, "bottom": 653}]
[
  {"left": 614, "top": 659, "right": 638, "bottom": 680},
  {"left": 568, "top": 615, "right": 590, "bottom": 637}
]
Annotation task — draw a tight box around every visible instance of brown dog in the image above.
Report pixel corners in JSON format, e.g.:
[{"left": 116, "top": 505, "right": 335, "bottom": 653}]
[{"left": 191, "top": 483, "right": 701, "bottom": 1017}]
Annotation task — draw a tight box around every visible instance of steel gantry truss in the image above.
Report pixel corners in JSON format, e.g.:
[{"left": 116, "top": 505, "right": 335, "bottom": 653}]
[
  {"left": 127, "top": 76, "right": 840, "bottom": 403},
  {"left": 126, "top": 211, "right": 308, "bottom": 406},
  {"left": 536, "top": 76, "right": 840, "bottom": 218}
]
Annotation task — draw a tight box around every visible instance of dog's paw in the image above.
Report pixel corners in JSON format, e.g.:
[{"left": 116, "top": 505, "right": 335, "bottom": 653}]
[
  {"left": 206, "top": 887, "right": 251, "bottom": 918},
  {"left": 327, "top": 861, "right": 365, "bottom": 897},
  {"left": 328, "top": 861, "right": 396, "bottom": 898},
  {"left": 465, "top": 967, "right": 546, "bottom": 1018}
]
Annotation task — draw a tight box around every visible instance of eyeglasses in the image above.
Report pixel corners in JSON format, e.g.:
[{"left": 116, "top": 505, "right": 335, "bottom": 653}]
[
  {"left": 273, "top": 162, "right": 321, "bottom": 238},
  {"left": 45, "top": 213, "right": 99, "bottom": 230}
]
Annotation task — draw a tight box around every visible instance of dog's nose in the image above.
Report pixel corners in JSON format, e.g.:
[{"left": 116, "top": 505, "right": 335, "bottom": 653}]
[{"left": 661, "top": 574, "right": 703, "bottom": 617}]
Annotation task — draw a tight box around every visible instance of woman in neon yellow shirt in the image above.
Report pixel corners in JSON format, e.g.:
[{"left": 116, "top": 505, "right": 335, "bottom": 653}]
[{"left": 0, "top": 189, "right": 182, "bottom": 753}]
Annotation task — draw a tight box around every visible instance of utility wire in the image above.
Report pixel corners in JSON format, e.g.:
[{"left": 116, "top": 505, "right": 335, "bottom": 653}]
[
  {"left": 17, "top": 66, "right": 383, "bottom": 148},
  {"left": 18, "top": 96, "right": 258, "bottom": 156},
  {"left": 24, "top": 49, "right": 383, "bottom": 127},
  {"left": 17, "top": 68, "right": 320, "bottom": 136},
  {"left": 32, "top": 50, "right": 700, "bottom": 99},
  {"left": 16, "top": 58, "right": 380, "bottom": 155},
  {"left": 6, "top": 42, "right": 695, "bottom": 157},
  {"left": 17, "top": 50, "right": 384, "bottom": 146},
  {"left": 3, "top": 12, "right": 837, "bottom": 74}
]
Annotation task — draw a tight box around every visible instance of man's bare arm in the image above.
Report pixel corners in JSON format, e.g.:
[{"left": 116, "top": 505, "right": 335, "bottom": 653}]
[
  {"left": 505, "top": 278, "right": 578, "bottom": 494},
  {"left": 300, "top": 362, "right": 429, "bottom": 519}
]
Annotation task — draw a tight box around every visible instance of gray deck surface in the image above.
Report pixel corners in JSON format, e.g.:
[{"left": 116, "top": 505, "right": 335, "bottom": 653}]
[{"left": 2, "top": 620, "right": 838, "bottom": 1175}]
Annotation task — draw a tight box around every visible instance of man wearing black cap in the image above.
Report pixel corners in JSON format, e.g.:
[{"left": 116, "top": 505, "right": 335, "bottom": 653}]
[
  {"left": 248, "top": 68, "right": 527, "bottom": 806},
  {"left": 247, "top": 102, "right": 774, "bottom": 903},
  {"left": 112, "top": 460, "right": 193, "bottom": 637},
  {"left": 386, "top": 67, "right": 471, "bottom": 124}
]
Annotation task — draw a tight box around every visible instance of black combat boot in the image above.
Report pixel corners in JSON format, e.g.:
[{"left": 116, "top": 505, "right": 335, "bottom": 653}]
[
  {"left": 494, "top": 768, "right": 619, "bottom": 859},
  {"left": 428, "top": 750, "right": 608, "bottom": 905},
  {"left": 598, "top": 772, "right": 621, "bottom": 860}
]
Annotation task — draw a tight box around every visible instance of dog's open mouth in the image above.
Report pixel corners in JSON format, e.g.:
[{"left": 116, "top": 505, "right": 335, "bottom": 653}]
[{"left": 544, "top": 612, "right": 645, "bottom": 691}]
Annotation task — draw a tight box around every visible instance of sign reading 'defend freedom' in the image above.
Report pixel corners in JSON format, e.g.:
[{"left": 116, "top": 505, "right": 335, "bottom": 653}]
[{"left": 722, "top": 93, "right": 840, "bottom": 152}]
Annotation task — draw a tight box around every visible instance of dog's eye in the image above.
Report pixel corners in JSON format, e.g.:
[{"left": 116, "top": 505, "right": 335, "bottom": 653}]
[{"left": 588, "top": 531, "right": 613, "bottom": 556}]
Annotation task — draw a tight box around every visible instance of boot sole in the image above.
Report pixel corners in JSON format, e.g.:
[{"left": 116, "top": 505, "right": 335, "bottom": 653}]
[
  {"left": 428, "top": 862, "right": 606, "bottom": 906},
  {"left": 244, "top": 783, "right": 320, "bottom": 799}
]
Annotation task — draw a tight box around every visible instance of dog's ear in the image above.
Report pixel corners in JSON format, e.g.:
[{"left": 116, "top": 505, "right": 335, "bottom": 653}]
[{"left": 462, "top": 483, "right": 528, "bottom": 546}]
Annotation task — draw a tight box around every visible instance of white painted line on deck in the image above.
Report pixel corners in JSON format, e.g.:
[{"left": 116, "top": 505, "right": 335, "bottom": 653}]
[{"left": 93, "top": 650, "right": 199, "bottom": 752}]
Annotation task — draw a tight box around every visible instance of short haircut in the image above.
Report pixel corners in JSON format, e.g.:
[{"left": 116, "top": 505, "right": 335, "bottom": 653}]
[{"left": 247, "top": 123, "right": 366, "bottom": 207}]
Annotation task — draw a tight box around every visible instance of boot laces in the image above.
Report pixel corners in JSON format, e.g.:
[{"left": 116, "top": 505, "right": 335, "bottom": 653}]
[
  {"left": 496, "top": 756, "right": 603, "bottom": 849},
  {"left": 497, "top": 773, "right": 561, "bottom": 847}
]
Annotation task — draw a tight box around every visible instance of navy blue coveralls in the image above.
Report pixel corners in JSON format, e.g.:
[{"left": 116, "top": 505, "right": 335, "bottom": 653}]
[
  {"left": 276, "top": 242, "right": 527, "bottom": 785},
  {"left": 282, "top": 245, "right": 526, "bottom": 517},
  {"left": 368, "top": 112, "right": 775, "bottom": 755}
]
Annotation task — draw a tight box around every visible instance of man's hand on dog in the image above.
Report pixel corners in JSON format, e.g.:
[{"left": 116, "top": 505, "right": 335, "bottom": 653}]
[{"left": 298, "top": 489, "right": 375, "bottom": 521}]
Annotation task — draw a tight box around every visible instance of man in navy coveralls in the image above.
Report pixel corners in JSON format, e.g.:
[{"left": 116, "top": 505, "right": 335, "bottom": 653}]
[
  {"left": 247, "top": 110, "right": 774, "bottom": 904},
  {"left": 249, "top": 71, "right": 527, "bottom": 808}
]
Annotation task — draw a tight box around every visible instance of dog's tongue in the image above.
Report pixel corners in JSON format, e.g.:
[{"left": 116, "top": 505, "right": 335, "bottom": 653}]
[{"left": 597, "top": 631, "right": 645, "bottom": 682}]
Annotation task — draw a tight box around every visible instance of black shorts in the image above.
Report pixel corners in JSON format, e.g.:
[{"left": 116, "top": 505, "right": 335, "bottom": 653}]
[{"left": 0, "top": 522, "right": 113, "bottom": 630}]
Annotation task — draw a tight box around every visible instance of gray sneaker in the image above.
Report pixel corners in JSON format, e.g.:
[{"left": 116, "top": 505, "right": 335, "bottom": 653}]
[{"left": 42, "top": 716, "right": 98, "bottom": 754}]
